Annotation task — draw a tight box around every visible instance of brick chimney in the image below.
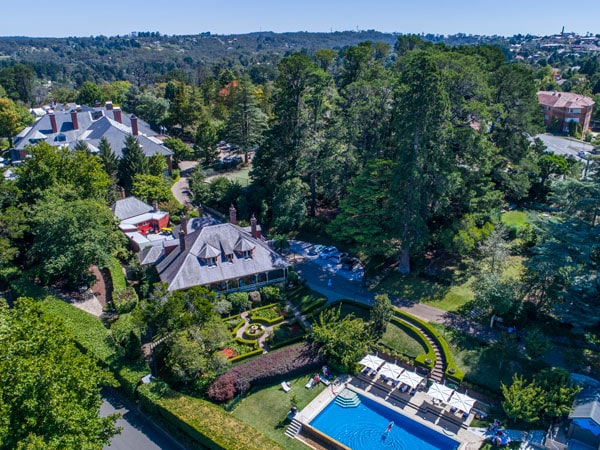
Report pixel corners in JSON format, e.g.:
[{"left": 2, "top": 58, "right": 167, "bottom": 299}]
[
  {"left": 113, "top": 107, "right": 122, "bottom": 123},
  {"left": 49, "top": 111, "right": 58, "bottom": 133},
  {"left": 70, "top": 110, "right": 79, "bottom": 130},
  {"left": 229, "top": 204, "right": 237, "bottom": 225},
  {"left": 180, "top": 213, "right": 188, "bottom": 235},
  {"left": 130, "top": 114, "right": 138, "bottom": 136},
  {"left": 119, "top": 186, "right": 126, "bottom": 199},
  {"left": 152, "top": 201, "right": 158, "bottom": 213},
  {"left": 250, "top": 214, "right": 258, "bottom": 238},
  {"left": 179, "top": 228, "right": 186, "bottom": 252},
  {"left": 105, "top": 101, "right": 113, "bottom": 111}
]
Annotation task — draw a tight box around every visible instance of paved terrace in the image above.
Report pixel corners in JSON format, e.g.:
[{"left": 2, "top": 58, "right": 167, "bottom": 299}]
[{"left": 293, "top": 374, "right": 483, "bottom": 450}]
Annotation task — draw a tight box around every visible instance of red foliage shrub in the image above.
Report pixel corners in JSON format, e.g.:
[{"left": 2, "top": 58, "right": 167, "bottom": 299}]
[
  {"left": 207, "top": 343, "right": 324, "bottom": 402},
  {"left": 220, "top": 348, "right": 237, "bottom": 359},
  {"left": 206, "top": 372, "right": 237, "bottom": 402}
]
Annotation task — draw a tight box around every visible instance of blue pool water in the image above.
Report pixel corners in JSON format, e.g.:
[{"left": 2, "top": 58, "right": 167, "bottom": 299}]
[{"left": 310, "top": 392, "right": 459, "bottom": 450}]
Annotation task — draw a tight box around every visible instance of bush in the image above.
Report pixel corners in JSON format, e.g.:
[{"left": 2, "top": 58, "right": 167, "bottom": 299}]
[
  {"left": 242, "top": 324, "right": 265, "bottom": 340},
  {"left": 259, "top": 286, "right": 282, "bottom": 303},
  {"left": 207, "top": 344, "right": 324, "bottom": 402},
  {"left": 227, "top": 291, "right": 249, "bottom": 313},
  {"left": 107, "top": 257, "right": 127, "bottom": 292},
  {"left": 249, "top": 303, "right": 284, "bottom": 325},
  {"left": 112, "top": 287, "right": 138, "bottom": 314}
]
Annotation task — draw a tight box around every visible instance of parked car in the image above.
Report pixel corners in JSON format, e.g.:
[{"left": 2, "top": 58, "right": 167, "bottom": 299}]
[
  {"left": 331, "top": 251, "right": 348, "bottom": 264},
  {"left": 578, "top": 150, "right": 587, "bottom": 158},
  {"left": 307, "top": 244, "right": 325, "bottom": 256},
  {"left": 319, "top": 246, "right": 338, "bottom": 259},
  {"left": 341, "top": 257, "right": 359, "bottom": 271}
]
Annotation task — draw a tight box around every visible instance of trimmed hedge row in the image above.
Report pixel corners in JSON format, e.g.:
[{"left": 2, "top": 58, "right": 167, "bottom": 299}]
[
  {"left": 393, "top": 308, "right": 464, "bottom": 383},
  {"left": 138, "top": 382, "right": 283, "bottom": 450},
  {"left": 207, "top": 343, "right": 325, "bottom": 402},
  {"left": 107, "top": 257, "right": 127, "bottom": 291},
  {"left": 229, "top": 348, "right": 263, "bottom": 364},
  {"left": 249, "top": 303, "right": 285, "bottom": 325}
]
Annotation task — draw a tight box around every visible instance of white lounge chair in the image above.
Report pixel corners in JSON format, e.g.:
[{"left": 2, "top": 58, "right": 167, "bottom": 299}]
[
  {"left": 281, "top": 381, "right": 291, "bottom": 392},
  {"left": 305, "top": 378, "right": 315, "bottom": 389}
]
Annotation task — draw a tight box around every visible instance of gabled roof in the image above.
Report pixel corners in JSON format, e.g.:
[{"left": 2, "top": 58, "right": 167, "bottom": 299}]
[
  {"left": 111, "top": 196, "right": 153, "bottom": 220},
  {"left": 570, "top": 389, "right": 600, "bottom": 426},
  {"left": 13, "top": 107, "right": 172, "bottom": 159},
  {"left": 155, "top": 223, "right": 289, "bottom": 291},
  {"left": 537, "top": 91, "right": 595, "bottom": 109}
]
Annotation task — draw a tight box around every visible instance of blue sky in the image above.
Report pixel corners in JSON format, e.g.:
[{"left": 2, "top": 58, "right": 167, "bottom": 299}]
[{"left": 2, "top": 0, "right": 599, "bottom": 37}]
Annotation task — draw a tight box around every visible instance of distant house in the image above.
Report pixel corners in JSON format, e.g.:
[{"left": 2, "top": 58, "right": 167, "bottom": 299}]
[
  {"left": 13, "top": 101, "right": 173, "bottom": 171},
  {"left": 567, "top": 388, "right": 600, "bottom": 449},
  {"left": 141, "top": 205, "right": 288, "bottom": 294},
  {"left": 111, "top": 194, "right": 173, "bottom": 252},
  {"left": 537, "top": 91, "right": 595, "bottom": 133}
]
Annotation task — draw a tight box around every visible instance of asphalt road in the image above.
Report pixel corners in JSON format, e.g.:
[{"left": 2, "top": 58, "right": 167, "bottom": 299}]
[
  {"left": 101, "top": 388, "right": 185, "bottom": 450},
  {"left": 535, "top": 134, "right": 595, "bottom": 159}
]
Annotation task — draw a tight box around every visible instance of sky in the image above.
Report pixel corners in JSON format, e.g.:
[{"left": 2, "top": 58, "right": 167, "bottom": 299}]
[{"left": 2, "top": 0, "right": 599, "bottom": 38}]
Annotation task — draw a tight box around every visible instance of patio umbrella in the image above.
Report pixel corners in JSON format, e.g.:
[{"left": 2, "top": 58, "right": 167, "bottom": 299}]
[
  {"left": 378, "top": 362, "right": 404, "bottom": 380},
  {"left": 398, "top": 370, "right": 424, "bottom": 389},
  {"left": 427, "top": 382, "right": 454, "bottom": 404},
  {"left": 358, "top": 354, "right": 385, "bottom": 371},
  {"left": 447, "top": 391, "right": 476, "bottom": 414}
]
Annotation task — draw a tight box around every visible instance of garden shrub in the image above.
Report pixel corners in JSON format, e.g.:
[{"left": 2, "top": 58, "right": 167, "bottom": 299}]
[
  {"left": 259, "top": 285, "right": 282, "bottom": 303},
  {"left": 249, "top": 303, "right": 285, "bottom": 325},
  {"left": 207, "top": 343, "right": 324, "bottom": 402},
  {"left": 112, "top": 287, "right": 139, "bottom": 314},
  {"left": 227, "top": 291, "right": 249, "bottom": 313},
  {"left": 242, "top": 324, "right": 265, "bottom": 340}
]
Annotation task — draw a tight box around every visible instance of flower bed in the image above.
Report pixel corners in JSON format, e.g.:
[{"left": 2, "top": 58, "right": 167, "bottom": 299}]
[
  {"left": 249, "top": 303, "right": 285, "bottom": 325},
  {"left": 243, "top": 323, "right": 265, "bottom": 340}
]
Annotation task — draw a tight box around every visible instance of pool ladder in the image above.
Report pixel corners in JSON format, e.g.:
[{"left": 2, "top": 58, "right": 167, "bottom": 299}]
[{"left": 335, "top": 390, "right": 361, "bottom": 408}]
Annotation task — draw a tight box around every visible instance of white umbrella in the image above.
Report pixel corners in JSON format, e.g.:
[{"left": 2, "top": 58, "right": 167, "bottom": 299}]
[
  {"left": 427, "top": 382, "right": 454, "bottom": 404},
  {"left": 379, "top": 362, "right": 404, "bottom": 380},
  {"left": 358, "top": 354, "right": 385, "bottom": 371},
  {"left": 447, "top": 391, "right": 476, "bottom": 414},
  {"left": 398, "top": 370, "right": 424, "bottom": 389}
]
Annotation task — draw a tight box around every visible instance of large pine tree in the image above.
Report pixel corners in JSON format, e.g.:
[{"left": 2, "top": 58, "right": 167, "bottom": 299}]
[{"left": 118, "top": 134, "right": 149, "bottom": 193}]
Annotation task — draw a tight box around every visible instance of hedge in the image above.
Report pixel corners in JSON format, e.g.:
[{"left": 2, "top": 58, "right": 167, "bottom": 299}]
[
  {"left": 228, "top": 348, "right": 264, "bottom": 364},
  {"left": 393, "top": 308, "right": 464, "bottom": 382},
  {"left": 249, "top": 303, "right": 285, "bottom": 325},
  {"left": 138, "top": 382, "right": 283, "bottom": 450},
  {"left": 38, "top": 296, "right": 117, "bottom": 365},
  {"left": 107, "top": 256, "right": 127, "bottom": 292}
]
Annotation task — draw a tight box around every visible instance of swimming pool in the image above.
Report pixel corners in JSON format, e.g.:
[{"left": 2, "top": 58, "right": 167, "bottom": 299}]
[{"left": 309, "top": 390, "right": 459, "bottom": 450}]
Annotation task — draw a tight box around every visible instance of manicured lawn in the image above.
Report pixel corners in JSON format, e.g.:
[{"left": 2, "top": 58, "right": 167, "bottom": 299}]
[
  {"left": 287, "top": 286, "right": 327, "bottom": 314},
  {"left": 380, "top": 322, "right": 427, "bottom": 358},
  {"left": 374, "top": 272, "right": 449, "bottom": 304},
  {"left": 422, "top": 277, "right": 475, "bottom": 311},
  {"left": 231, "top": 373, "right": 326, "bottom": 450}
]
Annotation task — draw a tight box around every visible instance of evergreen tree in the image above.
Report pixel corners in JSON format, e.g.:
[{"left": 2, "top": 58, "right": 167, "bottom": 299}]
[
  {"left": 98, "top": 137, "right": 118, "bottom": 180},
  {"left": 118, "top": 134, "right": 149, "bottom": 193}
]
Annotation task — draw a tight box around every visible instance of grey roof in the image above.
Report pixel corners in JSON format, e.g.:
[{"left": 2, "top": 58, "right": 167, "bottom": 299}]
[
  {"left": 13, "top": 108, "right": 171, "bottom": 158},
  {"left": 570, "top": 389, "right": 600, "bottom": 425},
  {"left": 111, "top": 196, "right": 153, "bottom": 220},
  {"left": 156, "top": 223, "right": 290, "bottom": 291},
  {"left": 139, "top": 245, "right": 166, "bottom": 265}
]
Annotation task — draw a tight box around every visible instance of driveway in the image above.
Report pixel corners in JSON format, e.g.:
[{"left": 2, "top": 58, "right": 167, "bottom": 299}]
[
  {"left": 535, "top": 134, "right": 594, "bottom": 159},
  {"left": 288, "top": 241, "right": 498, "bottom": 343},
  {"left": 102, "top": 388, "right": 184, "bottom": 450},
  {"left": 171, "top": 160, "right": 198, "bottom": 205}
]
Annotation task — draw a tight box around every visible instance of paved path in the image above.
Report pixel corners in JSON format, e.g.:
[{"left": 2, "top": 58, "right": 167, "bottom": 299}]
[
  {"left": 171, "top": 160, "right": 198, "bottom": 205},
  {"left": 102, "top": 388, "right": 185, "bottom": 450},
  {"left": 290, "top": 254, "right": 499, "bottom": 343}
]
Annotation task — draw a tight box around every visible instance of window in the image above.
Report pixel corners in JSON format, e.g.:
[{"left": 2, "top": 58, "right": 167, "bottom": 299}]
[
  {"left": 243, "top": 250, "right": 253, "bottom": 259},
  {"left": 208, "top": 257, "right": 217, "bottom": 267},
  {"left": 568, "top": 108, "right": 581, "bottom": 114},
  {"left": 226, "top": 254, "right": 233, "bottom": 264}
]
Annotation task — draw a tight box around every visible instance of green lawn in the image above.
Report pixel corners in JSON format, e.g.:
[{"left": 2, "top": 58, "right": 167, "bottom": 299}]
[
  {"left": 231, "top": 373, "right": 326, "bottom": 450},
  {"left": 379, "top": 322, "right": 427, "bottom": 358},
  {"left": 206, "top": 167, "right": 251, "bottom": 186},
  {"left": 501, "top": 210, "right": 529, "bottom": 232},
  {"left": 287, "top": 286, "right": 327, "bottom": 315}
]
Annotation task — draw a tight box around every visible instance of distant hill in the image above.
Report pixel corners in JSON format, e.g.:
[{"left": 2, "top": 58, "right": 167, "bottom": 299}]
[{"left": 0, "top": 30, "right": 507, "bottom": 86}]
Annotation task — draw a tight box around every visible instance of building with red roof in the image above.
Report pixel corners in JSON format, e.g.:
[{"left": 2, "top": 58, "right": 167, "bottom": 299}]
[{"left": 537, "top": 91, "right": 595, "bottom": 133}]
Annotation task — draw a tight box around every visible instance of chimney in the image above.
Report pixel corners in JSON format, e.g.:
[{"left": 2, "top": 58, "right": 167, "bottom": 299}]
[
  {"left": 180, "top": 213, "right": 188, "bottom": 235},
  {"left": 113, "top": 107, "right": 122, "bottom": 123},
  {"left": 105, "top": 101, "right": 113, "bottom": 111},
  {"left": 119, "top": 186, "right": 126, "bottom": 199},
  {"left": 229, "top": 204, "right": 237, "bottom": 225},
  {"left": 70, "top": 110, "right": 79, "bottom": 130},
  {"left": 130, "top": 114, "right": 138, "bottom": 136},
  {"left": 197, "top": 203, "right": 204, "bottom": 217},
  {"left": 49, "top": 111, "right": 58, "bottom": 133},
  {"left": 250, "top": 214, "right": 258, "bottom": 238},
  {"left": 179, "top": 228, "right": 186, "bottom": 252},
  {"left": 152, "top": 201, "right": 158, "bottom": 213}
]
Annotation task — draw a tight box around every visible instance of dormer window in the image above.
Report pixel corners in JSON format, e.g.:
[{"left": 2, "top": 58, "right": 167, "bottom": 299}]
[
  {"left": 207, "top": 257, "right": 217, "bottom": 267},
  {"left": 226, "top": 254, "right": 234, "bottom": 264},
  {"left": 243, "top": 250, "right": 253, "bottom": 259}
]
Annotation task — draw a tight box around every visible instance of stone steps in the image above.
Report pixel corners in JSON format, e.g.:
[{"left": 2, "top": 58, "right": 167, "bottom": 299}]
[{"left": 285, "top": 418, "right": 303, "bottom": 438}]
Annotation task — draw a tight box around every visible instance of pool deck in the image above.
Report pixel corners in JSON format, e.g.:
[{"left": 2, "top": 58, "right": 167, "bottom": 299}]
[{"left": 295, "top": 374, "right": 484, "bottom": 450}]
